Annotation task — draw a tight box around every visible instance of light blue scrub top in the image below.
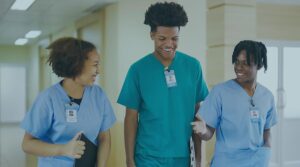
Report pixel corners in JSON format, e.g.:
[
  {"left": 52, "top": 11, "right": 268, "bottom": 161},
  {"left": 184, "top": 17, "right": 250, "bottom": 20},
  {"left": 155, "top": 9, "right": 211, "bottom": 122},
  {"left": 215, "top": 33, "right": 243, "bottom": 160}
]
[
  {"left": 199, "top": 80, "right": 278, "bottom": 167},
  {"left": 21, "top": 82, "right": 116, "bottom": 167},
  {"left": 118, "top": 51, "right": 209, "bottom": 157}
]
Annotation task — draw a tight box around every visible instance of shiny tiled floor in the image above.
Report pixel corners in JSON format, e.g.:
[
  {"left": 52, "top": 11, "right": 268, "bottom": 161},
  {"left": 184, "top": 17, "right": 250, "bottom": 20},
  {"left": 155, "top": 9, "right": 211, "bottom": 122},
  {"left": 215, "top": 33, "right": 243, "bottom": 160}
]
[{"left": 0, "top": 123, "right": 26, "bottom": 167}]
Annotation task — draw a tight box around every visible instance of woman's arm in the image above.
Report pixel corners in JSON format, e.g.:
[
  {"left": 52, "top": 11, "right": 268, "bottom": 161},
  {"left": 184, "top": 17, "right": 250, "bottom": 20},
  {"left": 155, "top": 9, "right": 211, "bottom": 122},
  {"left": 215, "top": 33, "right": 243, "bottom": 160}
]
[
  {"left": 263, "top": 129, "right": 271, "bottom": 148},
  {"left": 97, "top": 130, "right": 111, "bottom": 167},
  {"left": 22, "top": 132, "right": 85, "bottom": 158},
  {"left": 191, "top": 115, "right": 215, "bottom": 141}
]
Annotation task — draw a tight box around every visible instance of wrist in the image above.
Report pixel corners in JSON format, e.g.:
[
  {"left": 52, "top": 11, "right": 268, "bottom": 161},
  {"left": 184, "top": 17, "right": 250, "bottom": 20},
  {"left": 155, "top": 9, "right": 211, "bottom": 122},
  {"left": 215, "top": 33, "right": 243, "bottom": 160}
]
[{"left": 58, "top": 144, "right": 67, "bottom": 156}]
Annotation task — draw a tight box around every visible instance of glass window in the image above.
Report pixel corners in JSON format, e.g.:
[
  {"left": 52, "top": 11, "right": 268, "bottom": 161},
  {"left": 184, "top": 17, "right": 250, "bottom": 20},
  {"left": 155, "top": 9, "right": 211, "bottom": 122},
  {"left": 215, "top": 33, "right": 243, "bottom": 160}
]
[{"left": 283, "top": 47, "right": 300, "bottom": 118}]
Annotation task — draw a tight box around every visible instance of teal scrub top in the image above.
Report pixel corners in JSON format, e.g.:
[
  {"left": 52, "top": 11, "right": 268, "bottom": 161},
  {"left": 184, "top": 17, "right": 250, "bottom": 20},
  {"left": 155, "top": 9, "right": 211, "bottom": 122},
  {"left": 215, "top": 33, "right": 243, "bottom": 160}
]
[
  {"left": 199, "top": 80, "right": 278, "bottom": 167},
  {"left": 118, "top": 51, "right": 208, "bottom": 157},
  {"left": 21, "top": 82, "right": 116, "bottom": 167}
]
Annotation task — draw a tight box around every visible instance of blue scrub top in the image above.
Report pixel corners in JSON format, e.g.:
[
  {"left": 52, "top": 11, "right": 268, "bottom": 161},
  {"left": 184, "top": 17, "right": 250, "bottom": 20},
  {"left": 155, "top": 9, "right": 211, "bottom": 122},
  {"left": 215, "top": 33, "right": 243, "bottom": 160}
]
[
  {"left": 21, "top": 82, "right": 116, "bottom": 167},
  {"left": 199, "top": 79, "right": 278, "bottom": 167},
  {"left": 118, "top": 51, "right": 208, "bottom": 157}
]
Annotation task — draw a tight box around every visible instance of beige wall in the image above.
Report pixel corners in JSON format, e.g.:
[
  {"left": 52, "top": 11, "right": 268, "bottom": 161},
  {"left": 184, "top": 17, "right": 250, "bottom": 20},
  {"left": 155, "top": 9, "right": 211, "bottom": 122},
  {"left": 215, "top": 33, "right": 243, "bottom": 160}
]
[
  {"left": 0, "top": 45, "right": 29, "bottom": 64},
  {"left": 3, "top": 1, "right": 300, "bottom": 167},
  {"left": 257, "top": 3, "right": 300, "bottom": 41}
]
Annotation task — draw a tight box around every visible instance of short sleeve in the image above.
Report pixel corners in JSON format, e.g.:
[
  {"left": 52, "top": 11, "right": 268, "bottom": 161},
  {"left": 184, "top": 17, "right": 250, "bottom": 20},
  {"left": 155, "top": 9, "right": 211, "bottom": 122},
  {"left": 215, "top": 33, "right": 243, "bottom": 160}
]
[
  {"left": 99, "top": 95, "right": 116, "bottom": 132},
  {"left": 264, "top": 95, "right": 278, "bottom": 129},
  {"left": 117, "top": 65, "right": 141, "bottom": 110},
  {"left": 198, "top": 87, "right": 222, "bottom": 128},
  {"left": 195, "top": 61, "right": 209, "bottom": 103},
  {"left": 20, "top": 93, "right": 53, "bottom": 139}
]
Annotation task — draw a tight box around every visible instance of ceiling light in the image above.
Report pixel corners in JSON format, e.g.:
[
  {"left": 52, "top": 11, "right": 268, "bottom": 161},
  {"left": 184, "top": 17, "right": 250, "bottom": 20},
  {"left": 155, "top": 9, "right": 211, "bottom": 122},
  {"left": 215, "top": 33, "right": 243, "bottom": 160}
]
[
  {"left": 10, "top": 0, "right": 36, "bottom": 11},
  {"left": 25, "top": 30, "right": 41, "bottom": 38},
  {"left": 15, "top": 38, "right": 28, "bottom": 45}
]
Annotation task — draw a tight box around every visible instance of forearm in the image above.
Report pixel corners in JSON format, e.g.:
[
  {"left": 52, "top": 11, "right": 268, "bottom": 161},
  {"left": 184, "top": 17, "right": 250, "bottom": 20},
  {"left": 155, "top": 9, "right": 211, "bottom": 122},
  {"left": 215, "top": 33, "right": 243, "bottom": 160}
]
[
  {"left": 22, "top": 134, "right": 65, "bottom": 157},
  {"left": 263, "top": 129, "right": 271, "bottom": 147},
  {"left": 192, "top": 133, "right": 202, "bottom": 167},
  {"left": 199, "top": 125, "right": 215, "bottom": 141},
  {"left": 124, "top": 111, "right": 138, "bottom": 166},
  {"left": 97, "top": 131, "right": 111, "bottom": 167}
]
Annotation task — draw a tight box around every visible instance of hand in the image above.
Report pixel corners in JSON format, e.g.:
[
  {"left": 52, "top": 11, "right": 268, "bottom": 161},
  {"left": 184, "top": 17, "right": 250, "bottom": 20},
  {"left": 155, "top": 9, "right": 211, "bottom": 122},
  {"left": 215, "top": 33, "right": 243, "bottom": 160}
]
[
  {"left": 62, "top": 132, "right": 86, "bottom": 159},
  {"left": 191, "top": 114, "right": 207, "bottom": 135}
]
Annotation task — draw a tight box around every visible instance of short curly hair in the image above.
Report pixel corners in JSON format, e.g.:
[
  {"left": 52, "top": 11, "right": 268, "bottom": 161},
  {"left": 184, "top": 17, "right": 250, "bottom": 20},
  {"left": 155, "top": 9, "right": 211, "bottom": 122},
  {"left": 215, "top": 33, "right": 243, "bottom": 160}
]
[
  {"left": 47, "top": 37, "right": 96, "bottom": 78},
  {"left": 144, "top": 2, "right": 188, "bottom": 32}
]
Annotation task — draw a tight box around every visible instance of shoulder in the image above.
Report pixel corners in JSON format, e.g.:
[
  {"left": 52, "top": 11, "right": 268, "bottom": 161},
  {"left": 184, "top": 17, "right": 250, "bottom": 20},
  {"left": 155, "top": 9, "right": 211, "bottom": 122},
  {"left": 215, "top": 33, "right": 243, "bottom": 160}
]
[
  {"left": 87, "top": 84, "right": 109, "bottom": 100},
  {"left": 88, "top": 84, "right": 105, "bottom": 95},
  {"left": 257, "top": 83, "right": 274, "bottom": 98},
  {"left": 29, "top": 84, "right": 59, "bottom": 110},
  {"left": 177, "top": 51, "right": 200, "bottom": 63},
  {"left": 130, "top": 53, "right": 153, "bottom": 69},
  {"left": 176, "top": 51, "right": 203, "bottom": 69},
  {"left": 210, "top": 80, "right": 233, "bottom": 94}
]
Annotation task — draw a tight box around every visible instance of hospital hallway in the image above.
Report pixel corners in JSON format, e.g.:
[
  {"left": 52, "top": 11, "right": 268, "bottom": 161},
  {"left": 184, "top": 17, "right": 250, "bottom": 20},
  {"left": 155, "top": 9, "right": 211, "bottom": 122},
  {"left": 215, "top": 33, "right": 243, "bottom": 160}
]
[{"left": 1, "top": 0, "right": 300, "bottom": 166}]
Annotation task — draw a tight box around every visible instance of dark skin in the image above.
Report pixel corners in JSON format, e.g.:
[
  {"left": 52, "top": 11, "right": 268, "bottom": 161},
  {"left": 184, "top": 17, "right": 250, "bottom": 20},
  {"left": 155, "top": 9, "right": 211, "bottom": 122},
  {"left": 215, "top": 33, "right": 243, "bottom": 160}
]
[{"left": 192, "top": 50, "right": 271, "bottom": 148}]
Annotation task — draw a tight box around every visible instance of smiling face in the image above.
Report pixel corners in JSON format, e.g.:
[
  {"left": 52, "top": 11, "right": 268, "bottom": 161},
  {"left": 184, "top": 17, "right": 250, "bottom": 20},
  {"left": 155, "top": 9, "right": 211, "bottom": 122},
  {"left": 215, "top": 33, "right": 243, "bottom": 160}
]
[
  {"left": 234, "top": 50, "right": 258, "bottom": 85},
  {"left": 151, "top": 26, "right": 179, "bottom": 63},
  {"left": 74, "top": 49, "right": 99, "bottom": 86}
]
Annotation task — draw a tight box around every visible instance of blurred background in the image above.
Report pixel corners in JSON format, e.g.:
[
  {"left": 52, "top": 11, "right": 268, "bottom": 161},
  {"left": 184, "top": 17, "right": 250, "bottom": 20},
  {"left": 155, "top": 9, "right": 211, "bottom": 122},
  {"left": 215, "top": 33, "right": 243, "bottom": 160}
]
[{"left": 0, "top": 0, "right": 299, "bottom": 166}]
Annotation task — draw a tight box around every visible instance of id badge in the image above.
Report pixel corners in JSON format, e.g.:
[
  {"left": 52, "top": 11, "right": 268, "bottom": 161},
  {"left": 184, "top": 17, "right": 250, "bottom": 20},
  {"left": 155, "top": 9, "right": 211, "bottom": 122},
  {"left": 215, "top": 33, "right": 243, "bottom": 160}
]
[
  {"left": 250, "top": 106, "right": 260, "bottom": 122},
  {"left": 65, "top": 102, "right": 79, "bottom": 123},
  {"left": 164, "top": 70, "right": 177, "bottom": 88}
]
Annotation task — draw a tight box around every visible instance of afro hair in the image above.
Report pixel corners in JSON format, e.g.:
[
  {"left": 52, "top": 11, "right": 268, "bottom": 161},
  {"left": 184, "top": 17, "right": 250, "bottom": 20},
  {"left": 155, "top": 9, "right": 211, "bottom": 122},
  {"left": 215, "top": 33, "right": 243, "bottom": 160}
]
[{"left": 144, "top": 2, "right": 188, "bottom": 32}]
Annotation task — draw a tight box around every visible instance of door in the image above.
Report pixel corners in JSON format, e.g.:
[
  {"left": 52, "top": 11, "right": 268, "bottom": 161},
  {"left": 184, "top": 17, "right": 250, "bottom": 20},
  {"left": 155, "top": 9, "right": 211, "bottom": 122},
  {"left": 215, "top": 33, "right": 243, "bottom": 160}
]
[{"left": 258, "top": 41, "right": 300, "bottom": 167}]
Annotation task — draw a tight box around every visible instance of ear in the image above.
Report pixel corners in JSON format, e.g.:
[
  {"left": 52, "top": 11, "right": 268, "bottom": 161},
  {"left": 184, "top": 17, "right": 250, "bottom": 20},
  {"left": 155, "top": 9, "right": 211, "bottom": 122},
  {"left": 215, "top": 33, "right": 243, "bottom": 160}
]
[{"left": 150, "top": 32, "right": 155, "bottom": 40}]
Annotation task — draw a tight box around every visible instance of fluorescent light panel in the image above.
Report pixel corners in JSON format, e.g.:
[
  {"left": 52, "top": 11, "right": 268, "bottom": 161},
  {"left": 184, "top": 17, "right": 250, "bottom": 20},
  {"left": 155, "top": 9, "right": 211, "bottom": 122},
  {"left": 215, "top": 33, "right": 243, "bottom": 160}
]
[
  {"left": 10, "top": 0, "right": 36, "bottom": 11},
  {"left": 15, "top": 38, "right": 28, "bottom": 45},
  {"left": 25, "top": 30, "right": 41, "bottom": 38}
]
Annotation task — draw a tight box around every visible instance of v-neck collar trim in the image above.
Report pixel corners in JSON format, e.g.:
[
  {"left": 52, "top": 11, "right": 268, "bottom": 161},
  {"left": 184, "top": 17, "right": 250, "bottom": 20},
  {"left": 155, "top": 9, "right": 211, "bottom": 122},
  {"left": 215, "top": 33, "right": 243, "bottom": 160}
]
[
  {"left": 55, "top": 81, "right": 88, "bottom": 111},
  {"left": 150, "top": 51, "right": 178, "bottom": 70},
  {"left": 230, "top": 79, "right": 260, "bottom": 99}
]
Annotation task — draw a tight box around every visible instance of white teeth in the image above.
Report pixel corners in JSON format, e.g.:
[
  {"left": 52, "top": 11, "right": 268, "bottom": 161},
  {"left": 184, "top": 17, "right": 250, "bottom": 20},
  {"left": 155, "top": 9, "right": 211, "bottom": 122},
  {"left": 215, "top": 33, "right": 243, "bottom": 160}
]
[{"left": 164, "top": 48, "right": 171, "bottom": 52}]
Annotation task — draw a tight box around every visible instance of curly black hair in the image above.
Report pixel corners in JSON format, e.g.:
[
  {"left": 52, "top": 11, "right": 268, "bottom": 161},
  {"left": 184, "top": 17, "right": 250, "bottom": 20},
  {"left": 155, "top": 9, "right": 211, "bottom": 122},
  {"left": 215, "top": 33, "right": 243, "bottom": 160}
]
[
  {"left": 232, "top": 40, "right": 268, "bottom": 71},
  {"left": 47, "top": 37, "right": 96, "bottom": 78},
  {"left": 144, "top": 2, "right": 188, "bottom": 32}
]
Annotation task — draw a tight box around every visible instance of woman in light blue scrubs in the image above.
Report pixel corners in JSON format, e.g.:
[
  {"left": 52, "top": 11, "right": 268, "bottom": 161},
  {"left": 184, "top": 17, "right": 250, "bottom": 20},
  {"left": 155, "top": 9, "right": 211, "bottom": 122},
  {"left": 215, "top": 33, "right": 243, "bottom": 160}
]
[
  {"left": 191, "top": 40, "right": 278, "bottom": 167},
  {"left": 21, "top": 37, "right": 116, "bottom": 167}
]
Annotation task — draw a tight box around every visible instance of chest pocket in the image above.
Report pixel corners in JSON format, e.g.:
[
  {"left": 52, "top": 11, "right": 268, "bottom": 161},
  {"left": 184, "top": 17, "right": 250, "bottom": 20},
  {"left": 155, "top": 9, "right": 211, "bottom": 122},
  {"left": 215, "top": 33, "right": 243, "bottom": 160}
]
[{"left": 249, "top": 107, "right": 264, "bottom": 147}]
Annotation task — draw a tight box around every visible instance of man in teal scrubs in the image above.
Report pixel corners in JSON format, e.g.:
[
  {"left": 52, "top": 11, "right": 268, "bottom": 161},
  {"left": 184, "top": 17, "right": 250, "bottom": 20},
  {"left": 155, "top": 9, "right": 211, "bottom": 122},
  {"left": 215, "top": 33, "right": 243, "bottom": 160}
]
[{"left": 118, "top": 2, "right": 208, "bottom": 167}]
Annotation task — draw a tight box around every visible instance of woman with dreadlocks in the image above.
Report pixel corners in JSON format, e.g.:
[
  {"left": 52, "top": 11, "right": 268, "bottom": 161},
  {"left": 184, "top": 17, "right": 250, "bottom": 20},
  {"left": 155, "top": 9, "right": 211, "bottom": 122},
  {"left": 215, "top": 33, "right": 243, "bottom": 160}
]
[{"left": 191, "top": 40, "right": 277, "bottom": 167}]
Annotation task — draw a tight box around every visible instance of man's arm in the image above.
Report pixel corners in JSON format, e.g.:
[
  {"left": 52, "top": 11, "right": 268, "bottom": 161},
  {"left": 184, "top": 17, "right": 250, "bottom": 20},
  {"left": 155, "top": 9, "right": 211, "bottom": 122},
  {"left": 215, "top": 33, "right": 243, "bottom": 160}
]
[
  {"left": 124, "top": 108, "right": 138, "bottom": 167},
  {"left": 192, "top": 103, "right": 202, "bottom": 167}
]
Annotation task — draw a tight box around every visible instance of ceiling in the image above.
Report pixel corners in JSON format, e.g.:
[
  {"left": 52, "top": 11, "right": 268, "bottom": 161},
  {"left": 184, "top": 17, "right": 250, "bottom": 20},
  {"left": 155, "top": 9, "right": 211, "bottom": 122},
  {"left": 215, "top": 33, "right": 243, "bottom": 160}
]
[
  {"left": 0, "top": 0, "right": 300, "bottom": 46},
  {"left": 0, "top": 0, "right": 117, "bottom": 45}
]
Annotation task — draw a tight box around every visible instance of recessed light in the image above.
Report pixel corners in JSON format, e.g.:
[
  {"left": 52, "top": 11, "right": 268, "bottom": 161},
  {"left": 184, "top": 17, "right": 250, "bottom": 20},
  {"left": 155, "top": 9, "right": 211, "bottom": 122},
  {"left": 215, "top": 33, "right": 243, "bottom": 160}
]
[
  {"left": 15, "top": 38, "right": 28, "bottom": 45},
  {"left": 10, "top": 0, "right": 36, "bottom": 11},
  {"left": 25, "top": 30, "right": 41, "bottom": 38}
]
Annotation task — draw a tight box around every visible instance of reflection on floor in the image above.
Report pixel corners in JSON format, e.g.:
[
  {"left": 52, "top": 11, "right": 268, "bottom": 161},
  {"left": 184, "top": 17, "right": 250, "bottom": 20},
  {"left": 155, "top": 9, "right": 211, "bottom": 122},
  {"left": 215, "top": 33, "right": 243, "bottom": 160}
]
[{"left": 0, "top": 123, "right": 26, "bottom": 167}]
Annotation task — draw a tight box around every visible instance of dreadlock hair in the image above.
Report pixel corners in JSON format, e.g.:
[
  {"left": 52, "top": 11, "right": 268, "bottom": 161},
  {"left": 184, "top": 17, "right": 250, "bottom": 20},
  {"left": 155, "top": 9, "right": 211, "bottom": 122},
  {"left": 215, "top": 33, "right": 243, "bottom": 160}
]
[
  {"left": 232, "top": 40, "right": 268, "bottom": 72},
  {"left": 144, "top": 2, "right": 188, "bottom": 32},
  {"left": 47, "top": 37, "right": 96, "bottom": 78}
]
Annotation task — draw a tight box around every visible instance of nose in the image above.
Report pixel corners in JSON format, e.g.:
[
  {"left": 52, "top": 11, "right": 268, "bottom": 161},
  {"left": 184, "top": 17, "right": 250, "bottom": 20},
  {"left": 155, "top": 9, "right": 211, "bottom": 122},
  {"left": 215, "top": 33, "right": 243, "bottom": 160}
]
[
  {"left": 234, "top": 62, "right": 243, "bottom": 70},
  {"left": 165, "top": 39, "right": 173, "bottom": 47}
]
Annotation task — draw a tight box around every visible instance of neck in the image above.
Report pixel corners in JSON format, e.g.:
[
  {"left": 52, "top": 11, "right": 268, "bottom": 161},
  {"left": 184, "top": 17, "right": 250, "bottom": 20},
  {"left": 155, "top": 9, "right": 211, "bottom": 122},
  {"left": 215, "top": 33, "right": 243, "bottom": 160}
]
[
  {"left": 153, "top": 52, "right": 174, "bottom": 67},
  {"left": 234, "top": 79, "right": 257, "bottom": 96},
  {"left": 62, "top": 78, "right": 84, "bottom": 99}
]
